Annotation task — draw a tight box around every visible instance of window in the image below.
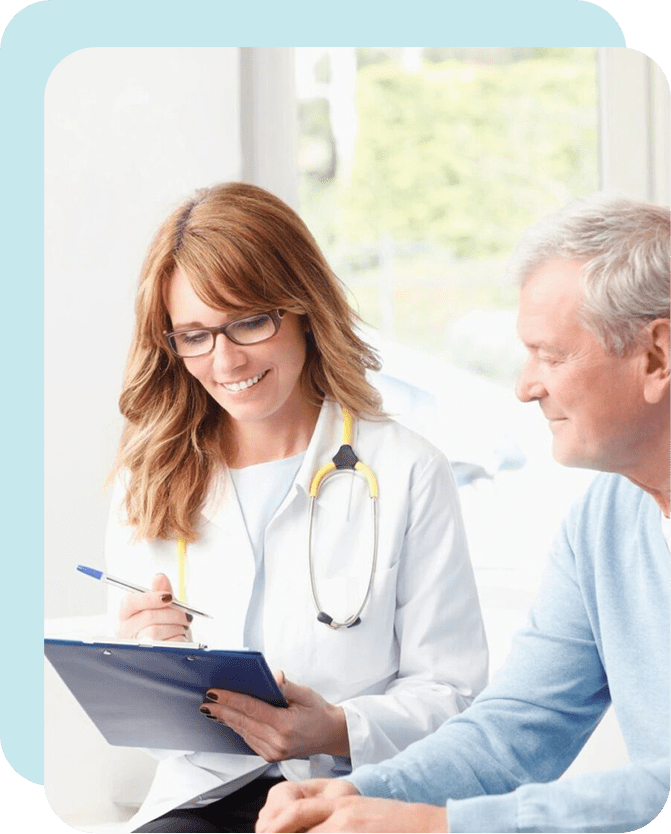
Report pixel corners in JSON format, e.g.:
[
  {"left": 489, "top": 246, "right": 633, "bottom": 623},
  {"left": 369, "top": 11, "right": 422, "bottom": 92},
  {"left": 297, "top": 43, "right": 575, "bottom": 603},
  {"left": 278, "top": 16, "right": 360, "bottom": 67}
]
[
  {"left": 295, "top": 47, "right": 599, "bottom": 388},
  {"left": 240, "top": 45, "right": 668, "bottom": 670}
]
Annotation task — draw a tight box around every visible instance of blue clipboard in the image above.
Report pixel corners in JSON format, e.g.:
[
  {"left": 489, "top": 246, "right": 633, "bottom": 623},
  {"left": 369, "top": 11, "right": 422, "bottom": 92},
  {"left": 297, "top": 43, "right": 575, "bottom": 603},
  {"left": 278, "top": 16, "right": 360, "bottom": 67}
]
[{"left": 44, "top": 637, "right": 288, "bottom": 753}]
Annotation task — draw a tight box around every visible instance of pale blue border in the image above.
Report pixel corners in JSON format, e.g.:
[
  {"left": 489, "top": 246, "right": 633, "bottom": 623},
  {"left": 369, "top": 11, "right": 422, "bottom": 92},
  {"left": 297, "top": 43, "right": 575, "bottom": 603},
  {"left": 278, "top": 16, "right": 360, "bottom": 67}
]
[{"left": 0, "top": 0, "right": 624, "bottom": 787}]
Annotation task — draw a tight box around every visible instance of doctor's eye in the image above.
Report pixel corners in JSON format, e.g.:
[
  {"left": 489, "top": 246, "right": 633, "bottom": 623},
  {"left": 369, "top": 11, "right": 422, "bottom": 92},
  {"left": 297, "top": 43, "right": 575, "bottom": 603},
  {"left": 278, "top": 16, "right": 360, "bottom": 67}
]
[
  {"left": 168, "top": 329, "right": 215, "bottom": 357},
  {"left": 236, "top": 315, "right": 269, "bottom": 330},
  {"left": 179, "top": 330, "right": 210, "bottom": 346},
  {"left": 226, "top": 313, "right": 278, "bottom": 344}
]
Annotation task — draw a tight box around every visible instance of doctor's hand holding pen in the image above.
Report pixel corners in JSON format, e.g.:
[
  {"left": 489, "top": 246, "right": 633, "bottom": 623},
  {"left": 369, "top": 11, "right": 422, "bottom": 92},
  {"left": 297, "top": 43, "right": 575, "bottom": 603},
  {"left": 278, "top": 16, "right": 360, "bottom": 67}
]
[
  {"left": 116, "top": 573, "right": 193, "bottom": 642},
  {"left": 200, "top": 669, "right": 351, "bottom": 762}
]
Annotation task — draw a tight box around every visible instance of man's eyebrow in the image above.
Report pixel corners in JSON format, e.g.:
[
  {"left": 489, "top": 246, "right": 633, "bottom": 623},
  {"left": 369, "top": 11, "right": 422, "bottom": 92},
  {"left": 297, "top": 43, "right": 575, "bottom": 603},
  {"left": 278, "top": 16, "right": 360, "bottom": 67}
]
[{"left": 520, "top": 339, "right": 558, "bottom": 352}]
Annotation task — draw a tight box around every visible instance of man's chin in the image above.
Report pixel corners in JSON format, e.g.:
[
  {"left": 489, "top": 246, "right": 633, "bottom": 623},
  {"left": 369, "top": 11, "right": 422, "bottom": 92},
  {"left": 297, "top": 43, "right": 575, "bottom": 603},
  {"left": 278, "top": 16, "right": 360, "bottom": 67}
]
[{"left": 551, "top": 443, "right": 608, "bottom": 474}]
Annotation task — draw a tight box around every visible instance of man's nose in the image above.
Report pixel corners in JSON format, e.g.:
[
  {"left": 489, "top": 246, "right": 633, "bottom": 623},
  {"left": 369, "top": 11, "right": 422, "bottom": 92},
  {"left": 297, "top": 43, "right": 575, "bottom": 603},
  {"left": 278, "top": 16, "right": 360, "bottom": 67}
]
[{"left": 515, "top": 359, "right": 546, "bottom": 403}]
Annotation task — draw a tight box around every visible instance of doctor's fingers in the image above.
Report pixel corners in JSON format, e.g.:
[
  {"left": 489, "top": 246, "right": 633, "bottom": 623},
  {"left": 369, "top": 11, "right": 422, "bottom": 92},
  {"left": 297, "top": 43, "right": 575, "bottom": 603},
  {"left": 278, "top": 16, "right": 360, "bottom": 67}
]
[
  {"left": 201, "top": 704, "right": 291, "bottom": 760},
  {"left": 116, "top": 606, "right": 192, "bottom": 641},
  {"left": 205, "top": 687, "right": 280, "bottom": 723},
  {"left": 118, "top": 588, "right": 178, "bottom": 621}
]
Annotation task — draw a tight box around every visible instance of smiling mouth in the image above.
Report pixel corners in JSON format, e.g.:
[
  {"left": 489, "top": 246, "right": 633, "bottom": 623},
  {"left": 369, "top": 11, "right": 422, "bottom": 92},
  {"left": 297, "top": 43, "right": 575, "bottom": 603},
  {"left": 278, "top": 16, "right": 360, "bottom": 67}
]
[{"left": 221, "top": 370, "right": 269, "bottom": 393}]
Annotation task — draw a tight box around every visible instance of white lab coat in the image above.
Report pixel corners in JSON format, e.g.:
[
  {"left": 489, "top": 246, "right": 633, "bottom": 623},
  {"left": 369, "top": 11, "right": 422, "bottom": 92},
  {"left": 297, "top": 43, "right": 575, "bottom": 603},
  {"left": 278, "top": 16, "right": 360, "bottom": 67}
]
[{"left": 105, "top": 399, "right": 488, "bottom": 830}]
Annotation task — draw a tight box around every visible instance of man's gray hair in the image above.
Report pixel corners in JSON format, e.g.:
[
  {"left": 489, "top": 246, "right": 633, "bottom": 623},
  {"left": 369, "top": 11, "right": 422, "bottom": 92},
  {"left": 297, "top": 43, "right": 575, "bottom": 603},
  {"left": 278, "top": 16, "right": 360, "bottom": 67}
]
[{"left": 506, "top": 193, "right": 670, "bottom": 354}]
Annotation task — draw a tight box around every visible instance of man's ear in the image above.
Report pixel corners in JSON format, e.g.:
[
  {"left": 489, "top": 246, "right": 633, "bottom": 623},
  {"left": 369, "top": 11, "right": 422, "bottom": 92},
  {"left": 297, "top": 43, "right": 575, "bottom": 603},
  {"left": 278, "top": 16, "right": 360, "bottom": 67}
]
[{"left": 642, "top": 318, "right": 670, "bottom": 404}]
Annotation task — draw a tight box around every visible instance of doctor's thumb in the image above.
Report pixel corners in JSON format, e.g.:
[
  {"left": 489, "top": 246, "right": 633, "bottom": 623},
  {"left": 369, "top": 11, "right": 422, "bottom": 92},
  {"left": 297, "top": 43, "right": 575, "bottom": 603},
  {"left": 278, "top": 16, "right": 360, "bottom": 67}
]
[
  {"left": 273, "top": 669, "right": 287, "bottom": 691},
  {"left": 151, "top": 573, "right": 174, "bottom": 597}
]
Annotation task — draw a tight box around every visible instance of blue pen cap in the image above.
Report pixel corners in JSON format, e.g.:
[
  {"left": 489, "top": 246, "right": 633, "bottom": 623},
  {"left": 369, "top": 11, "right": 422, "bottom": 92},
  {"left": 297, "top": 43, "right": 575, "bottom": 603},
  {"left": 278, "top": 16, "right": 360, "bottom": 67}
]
[{"left": 77, "top": 565, "right": 104, "bottom": 580}]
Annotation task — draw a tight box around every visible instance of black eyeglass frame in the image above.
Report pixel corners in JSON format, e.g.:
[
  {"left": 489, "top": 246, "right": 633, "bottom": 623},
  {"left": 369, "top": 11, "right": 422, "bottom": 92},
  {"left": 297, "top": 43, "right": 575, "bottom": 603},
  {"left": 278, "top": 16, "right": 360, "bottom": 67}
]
[{"left": 164, "top": 309, "right": 285, "bottom": 357}]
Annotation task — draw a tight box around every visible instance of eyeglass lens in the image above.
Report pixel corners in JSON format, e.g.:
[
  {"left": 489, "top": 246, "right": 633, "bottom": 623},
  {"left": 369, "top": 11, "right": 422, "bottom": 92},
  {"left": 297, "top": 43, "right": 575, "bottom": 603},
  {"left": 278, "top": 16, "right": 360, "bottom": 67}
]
[{"left": 170, "top": 313, "right": 277, "bottom": 357}]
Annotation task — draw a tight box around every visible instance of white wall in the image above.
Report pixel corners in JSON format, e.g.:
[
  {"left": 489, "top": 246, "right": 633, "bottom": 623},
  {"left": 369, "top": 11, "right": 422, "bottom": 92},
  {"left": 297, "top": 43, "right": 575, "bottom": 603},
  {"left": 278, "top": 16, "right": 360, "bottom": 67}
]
[
  {"left": 44, "top": 47, "right": 242, "bottom": 826},
  {"left": 45, "top": 48, "right": 241, "bottom": 620}
]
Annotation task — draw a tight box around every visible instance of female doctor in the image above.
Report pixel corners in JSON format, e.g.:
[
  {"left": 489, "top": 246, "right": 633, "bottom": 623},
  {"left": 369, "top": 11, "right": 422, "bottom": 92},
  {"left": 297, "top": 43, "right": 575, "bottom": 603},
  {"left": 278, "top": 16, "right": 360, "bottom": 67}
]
[{"left": 105, "top": 182, "right": 488, "bottom": 833}]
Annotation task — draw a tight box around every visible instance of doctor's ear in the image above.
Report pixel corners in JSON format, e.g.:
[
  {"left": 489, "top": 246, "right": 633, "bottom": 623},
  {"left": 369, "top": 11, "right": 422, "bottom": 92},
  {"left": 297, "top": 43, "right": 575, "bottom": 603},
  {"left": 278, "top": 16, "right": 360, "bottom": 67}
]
[{"left": 642, "top": 318, "right": 670, "bottom": 404}]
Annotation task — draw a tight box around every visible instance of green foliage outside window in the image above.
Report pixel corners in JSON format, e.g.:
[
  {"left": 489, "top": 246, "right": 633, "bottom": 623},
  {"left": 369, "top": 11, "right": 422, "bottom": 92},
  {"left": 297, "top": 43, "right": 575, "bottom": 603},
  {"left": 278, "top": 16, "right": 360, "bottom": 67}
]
[{"left": 297, "top": 49, "right": 598, "bottom": 379}]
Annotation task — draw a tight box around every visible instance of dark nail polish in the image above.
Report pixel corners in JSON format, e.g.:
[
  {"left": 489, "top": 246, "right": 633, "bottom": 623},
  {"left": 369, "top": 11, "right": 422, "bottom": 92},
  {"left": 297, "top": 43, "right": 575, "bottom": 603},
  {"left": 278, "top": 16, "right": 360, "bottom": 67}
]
[
  {"left": 206, "top": 691, "right": 218, "bottom": 701},
  {"left": 204, "top": 713, "right": 217, "bottom": 720},
  {"left": 186, "top": 613, "right": 193, "bottom": 622},
  {"left": 200, "top": 706, "right": 211, "bottom": 715},
  {"left": 161, "top": 594, "right": 172, "bottom": 603}
]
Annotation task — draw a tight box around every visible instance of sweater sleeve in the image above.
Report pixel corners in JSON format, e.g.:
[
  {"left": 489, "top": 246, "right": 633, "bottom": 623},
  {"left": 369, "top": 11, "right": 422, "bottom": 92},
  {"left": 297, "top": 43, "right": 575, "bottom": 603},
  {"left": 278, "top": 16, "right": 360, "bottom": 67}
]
[
  {"left": 446, "top": 758, "right": 669, "bottom": 832},
  {"left": 346, "top": 510, "right": 644, "bottom": 826}
]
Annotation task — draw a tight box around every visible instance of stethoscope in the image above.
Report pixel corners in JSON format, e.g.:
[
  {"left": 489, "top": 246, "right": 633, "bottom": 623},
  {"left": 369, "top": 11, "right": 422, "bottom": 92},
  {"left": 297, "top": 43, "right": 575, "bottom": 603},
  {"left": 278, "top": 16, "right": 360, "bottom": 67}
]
[
  {"left": 308, "top": 407, "right": 379, "bottom": 629},
  {"left": 175, "top": 407, "right": 380, "bottom": 631}
]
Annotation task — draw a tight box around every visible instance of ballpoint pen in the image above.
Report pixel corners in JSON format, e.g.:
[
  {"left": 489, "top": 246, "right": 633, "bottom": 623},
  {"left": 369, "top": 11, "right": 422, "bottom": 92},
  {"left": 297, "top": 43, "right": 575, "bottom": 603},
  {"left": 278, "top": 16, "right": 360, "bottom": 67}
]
[{"left": 76, "top": 564, "right": 213, "bottom": 619}]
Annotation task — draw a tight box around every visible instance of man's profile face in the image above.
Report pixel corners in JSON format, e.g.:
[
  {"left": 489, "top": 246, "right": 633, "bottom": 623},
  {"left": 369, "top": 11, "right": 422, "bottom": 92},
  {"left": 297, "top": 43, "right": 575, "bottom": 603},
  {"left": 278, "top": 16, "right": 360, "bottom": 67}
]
[{"left": 515, "top": 258, "right": 646, "bottom": 475}]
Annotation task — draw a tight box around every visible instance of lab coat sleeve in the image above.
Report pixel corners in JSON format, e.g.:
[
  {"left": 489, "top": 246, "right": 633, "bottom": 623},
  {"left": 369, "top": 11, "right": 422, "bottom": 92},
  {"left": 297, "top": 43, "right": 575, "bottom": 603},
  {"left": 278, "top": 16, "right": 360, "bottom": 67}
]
[{"left": 341, "top": 452, "right": 489, "bottom": 769}]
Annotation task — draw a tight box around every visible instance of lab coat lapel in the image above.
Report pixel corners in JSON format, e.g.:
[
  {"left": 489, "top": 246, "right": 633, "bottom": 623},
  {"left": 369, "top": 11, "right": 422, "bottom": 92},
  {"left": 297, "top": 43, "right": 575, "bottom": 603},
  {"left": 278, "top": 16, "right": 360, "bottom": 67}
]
[
  {"left": 293, "top": 399, "right": 344, "bottom": 500},
  {"left": 197, "top": 467, "right": 255, "bottom": 647}
]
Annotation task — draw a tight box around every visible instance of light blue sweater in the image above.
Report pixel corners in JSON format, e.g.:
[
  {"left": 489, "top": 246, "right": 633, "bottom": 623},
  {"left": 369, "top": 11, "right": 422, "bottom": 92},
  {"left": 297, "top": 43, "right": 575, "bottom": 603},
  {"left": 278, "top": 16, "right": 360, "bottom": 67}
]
[{"left": 347, "top": 473, "right": 670, "bottom": 832}]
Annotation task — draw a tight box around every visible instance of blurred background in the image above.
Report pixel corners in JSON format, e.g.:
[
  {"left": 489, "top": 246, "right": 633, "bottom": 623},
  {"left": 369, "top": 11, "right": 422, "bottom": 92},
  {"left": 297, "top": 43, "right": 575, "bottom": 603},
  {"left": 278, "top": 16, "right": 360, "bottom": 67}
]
[{"left": 44, "top": 47, "right": 669, "bottom": 829}]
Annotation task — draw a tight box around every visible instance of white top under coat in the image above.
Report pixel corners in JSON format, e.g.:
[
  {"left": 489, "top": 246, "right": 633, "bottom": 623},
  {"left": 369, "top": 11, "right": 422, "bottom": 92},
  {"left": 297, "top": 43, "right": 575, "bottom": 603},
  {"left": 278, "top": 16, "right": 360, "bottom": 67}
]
[{"left": 229, "top": 451, "right": 306, "bottom": 652}]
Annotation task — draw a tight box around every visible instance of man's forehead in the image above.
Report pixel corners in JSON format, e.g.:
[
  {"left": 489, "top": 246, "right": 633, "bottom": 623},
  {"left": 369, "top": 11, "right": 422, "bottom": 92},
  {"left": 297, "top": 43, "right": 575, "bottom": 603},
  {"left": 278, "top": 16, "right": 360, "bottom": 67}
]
[
  {"left": 523, "top": 257, "right": 586, "bottom": 296},
  {"left": 517, "top": 259, "right": 587, "bottom": 345},
  {"left": 519, "top": 259, "right": 584, "bottom": 315}
]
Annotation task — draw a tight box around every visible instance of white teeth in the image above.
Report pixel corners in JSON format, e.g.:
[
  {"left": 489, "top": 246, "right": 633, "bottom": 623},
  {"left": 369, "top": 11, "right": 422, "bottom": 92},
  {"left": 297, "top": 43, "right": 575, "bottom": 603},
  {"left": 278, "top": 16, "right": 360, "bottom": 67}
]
[{"left": 222, "top": 371, "right": 266, "bottom": 392}]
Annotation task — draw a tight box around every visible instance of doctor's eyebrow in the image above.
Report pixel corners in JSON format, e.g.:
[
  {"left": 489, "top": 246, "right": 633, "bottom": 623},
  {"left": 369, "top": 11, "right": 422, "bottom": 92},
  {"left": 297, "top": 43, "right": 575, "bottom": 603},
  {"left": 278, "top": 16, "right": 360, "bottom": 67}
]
[
  {"left": 170, "top": 320, "right": 208, "bottom": 330},
  {"left": 170, "top": 316, "right": 240, "bottom": 330},
  {"left": 170, "top": 310, "right": 265, "bottom": 331}
]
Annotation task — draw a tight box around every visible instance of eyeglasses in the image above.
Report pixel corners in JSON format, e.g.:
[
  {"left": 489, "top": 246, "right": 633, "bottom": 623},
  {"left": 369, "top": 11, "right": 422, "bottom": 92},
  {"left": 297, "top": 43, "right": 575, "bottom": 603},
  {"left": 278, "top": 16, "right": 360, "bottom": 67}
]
[{"left": 164, "top": 310, "right": 285, "bottom": 358}]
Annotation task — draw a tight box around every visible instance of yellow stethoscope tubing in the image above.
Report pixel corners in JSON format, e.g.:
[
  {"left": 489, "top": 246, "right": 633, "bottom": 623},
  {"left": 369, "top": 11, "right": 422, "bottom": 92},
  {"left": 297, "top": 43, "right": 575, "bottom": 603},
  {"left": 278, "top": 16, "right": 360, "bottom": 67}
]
[
  {"left": 175, "top": 407, "right": 379, "bottom": 627},
  {"left": 176, "top": 536, "right": 187, "bottom": 603},
  {"left": 308, "top": 408, "right": 379, "bottom": 499},
  {"left": 307, "top": 407, "right": 380, "bottom": 630}
]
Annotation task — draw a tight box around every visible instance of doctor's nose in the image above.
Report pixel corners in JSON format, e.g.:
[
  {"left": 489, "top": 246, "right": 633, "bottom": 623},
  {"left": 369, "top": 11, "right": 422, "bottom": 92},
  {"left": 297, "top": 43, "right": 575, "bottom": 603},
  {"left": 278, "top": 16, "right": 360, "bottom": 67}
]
[
  {"left": 211, "top": 332, "right": 247, "bottom": 373},
  {"left": 515, "top": 358, "right": 546, "bottom": 403}
]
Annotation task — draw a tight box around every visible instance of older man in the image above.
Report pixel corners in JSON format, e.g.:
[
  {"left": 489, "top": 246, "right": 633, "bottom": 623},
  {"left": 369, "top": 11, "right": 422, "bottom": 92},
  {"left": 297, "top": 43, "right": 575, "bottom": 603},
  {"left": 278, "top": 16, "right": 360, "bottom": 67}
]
[{"left": 256, "top": 194, "right": 670, "bottom": 833}]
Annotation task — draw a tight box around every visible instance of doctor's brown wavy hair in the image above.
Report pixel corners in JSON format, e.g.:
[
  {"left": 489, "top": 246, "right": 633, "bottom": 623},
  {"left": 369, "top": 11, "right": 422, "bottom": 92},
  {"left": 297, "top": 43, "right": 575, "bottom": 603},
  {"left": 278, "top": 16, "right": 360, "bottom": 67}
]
[{"left": 113, "top": 182, "right": 384, "bottom": 542}]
